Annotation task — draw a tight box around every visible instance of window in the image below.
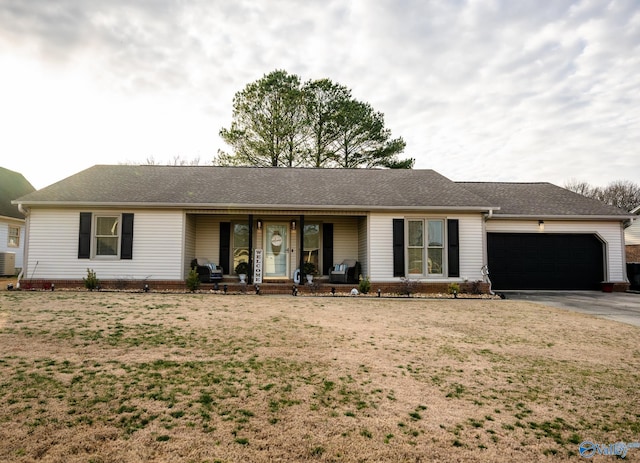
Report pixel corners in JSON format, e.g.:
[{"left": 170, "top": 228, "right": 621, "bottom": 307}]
[
  {"left": 407, "top": 220, "right": 424, "bottom": 274},
  {"left": 303, "top": 224, "right": 320, "bottom": 273},
  {"left": 95, "top": 216, "right": 119, "bottom": 256},
  {"left": 8, "top": 226, "right": 19, "bottom": 247},
  {"left": 407, "top": 219, "right": 444, "bottom": 276},
  {"left": 232, "top": 223, "right": 249, "bottom": 272},
  {"left": 427, "top": 220, "right": 444, "bottom": 274}
]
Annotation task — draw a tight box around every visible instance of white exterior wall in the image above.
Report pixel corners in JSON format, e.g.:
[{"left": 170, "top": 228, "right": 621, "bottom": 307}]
[
  {"left": 368, "top": 212, "right": 485, "bottom": 282},
  {"left": 625, "top": 220, "right": 640, "bottom": 246},
  {"left": 485, "top": 219, "right": 627, "bottom": 281},
  {"left": 194, "top": 215, "right": 221, "bottom": 264},
  {"left": 333, "top": 217, "right": 359, "bottom": 265},
  {"left": 0, "top": 218, "right": 26, "bottom": 271},
  {"left": 457, "top": 214, "right": 486, "bottom": 282},
  {"left": 358, "top": 217, "right": 368, "bottom": 277},
  {"left": 184, "top": 214, "right": 196, "bottom": 277},
  {"left": 24, "top": 208, "right": 185, "bottom": 280}
]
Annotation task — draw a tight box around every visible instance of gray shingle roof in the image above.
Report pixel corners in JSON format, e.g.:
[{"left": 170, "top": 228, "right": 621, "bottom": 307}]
[
  {"left": 13, "top": 165, "right": 632, "bottom": 218},
  {"left": 14, "top": 165, "right": 494, "bottom": 210},
  {"left": 0, "top": 167, "right": 35, "bottom": 219},
  {"left": 459, "top": 182, "right": 631, "bottom": 217}
]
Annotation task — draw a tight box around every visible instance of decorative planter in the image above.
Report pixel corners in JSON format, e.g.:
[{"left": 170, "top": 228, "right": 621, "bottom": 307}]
[
  {"left": 601, "top": 282, "right": 614, "bottom": 293},
  {"left": 306, "top": 274, "right": 314, "bottom": 284},
  {"left": 239, "top": 274, "right": 247, "bottom": 284}
]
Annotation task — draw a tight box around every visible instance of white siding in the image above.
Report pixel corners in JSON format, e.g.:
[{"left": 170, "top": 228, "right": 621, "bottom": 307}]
[
  {"left": 368, "top": 212, "right": 485, "bottom": 282},
  {"left": 25, "top": 208, "right": 185, "bottom": 280},
  {"left": 486, "top": 219, "right": 627, "bottom": 281},
  {"left": 625, "top": 220, "right": 640, "bottom": 245},
  {"left": 358, "top": 217, "right": 368, "bottom": 277},
  {"left": 184, "top": 214, "right": 196, "bottom": 277},
  {"left": 456, "top": 214, "right": 485, "bottom": 282},
  {"left": 194, "top": 215, "right": 220, "bottom": 264},
  {"left": 333, "top": 218, "right": 359, "bottom": 265},
  {"left": 369, "top": 214, "right": 394, "bottom": 281}
]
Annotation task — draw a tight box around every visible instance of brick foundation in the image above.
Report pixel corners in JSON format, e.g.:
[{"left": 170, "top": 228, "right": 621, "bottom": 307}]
[
  {"left": 17, "top": 278, "right": 491, "bottom": 295},
  {"left": 627, "top": 245, "right": 640, "bottom": 263}
]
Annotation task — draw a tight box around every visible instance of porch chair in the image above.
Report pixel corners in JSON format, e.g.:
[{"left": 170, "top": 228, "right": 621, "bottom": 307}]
[
  {"left": 329, "top": 259, "right": 358, "bottom": 284},
  {"left": 191, "top": 258, "right": 223, "bottom": 283}
]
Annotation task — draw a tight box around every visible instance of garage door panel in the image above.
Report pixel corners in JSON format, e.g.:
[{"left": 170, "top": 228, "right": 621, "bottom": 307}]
[{"left": 488, "top": 233, "right": 604, "bottom": 290}]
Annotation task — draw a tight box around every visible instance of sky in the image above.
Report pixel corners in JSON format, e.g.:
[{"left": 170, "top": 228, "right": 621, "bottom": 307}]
[{"left": 0, "top": 0, "right": 639, "bottom": 190}]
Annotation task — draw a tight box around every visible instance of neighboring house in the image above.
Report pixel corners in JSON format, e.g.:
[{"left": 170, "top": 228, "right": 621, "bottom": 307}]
[
  {"left": 0, "top": 167, "right": 35, "bottom": 274},
  {"left": 12, "top": 165, "right": 633, "bottom": 291},
  {"left": 626, "top": 205, "right": 640, "bottom": 263}
]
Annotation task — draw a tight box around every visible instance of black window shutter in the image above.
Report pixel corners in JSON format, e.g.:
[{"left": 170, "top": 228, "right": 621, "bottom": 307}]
[
  {"left": 121, "top": 213, "right": 134, "bottom": 260},
  {"left": 78, "top": 212, "right": 92, "bottom": 259},
  {"left": 392, "top": 219, "right": 405, "bottom": 277},
  {"left": 219, "top": 222, "right": 231, "bottom": 274},
  {"left": 447, "top": 219, "right": 460, "bottom": 277},
  {"left": 322, "top": 223, "right": 334, "bottom": 275}
]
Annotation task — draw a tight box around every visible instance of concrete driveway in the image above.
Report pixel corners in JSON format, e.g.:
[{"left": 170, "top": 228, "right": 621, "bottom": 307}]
[{"left": 503, "top": 291, "right": 640, "bottom": 327}]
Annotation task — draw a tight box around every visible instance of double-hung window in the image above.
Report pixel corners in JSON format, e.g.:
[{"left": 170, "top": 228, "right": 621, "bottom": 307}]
[
  {"left": 95, "top": 216, "right": 119, "bottom": 257},
  {"left": 8, "top": 225, "right": 20, "bottom": 248},
  {"left": 232, "top": 223, "right": 249, "bottom": 272},
  {"left": 427, "top": 220, "right": 444, "bottom": 274},
  {"left": 303, "top": 224, "right": 320, "bottom": 274},
  {"left": 407, "top": 219, "right": 444, "bottom": 276}
]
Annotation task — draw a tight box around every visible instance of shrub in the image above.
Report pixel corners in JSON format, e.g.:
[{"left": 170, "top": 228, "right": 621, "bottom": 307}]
[
  {"left": 186, "top": 267, "right": 200, "bottom": 292},
  {"left": 398, "top": 277, "right": 418, "bottom": 297},
  {"left": 447, "top": 283, "right": 460, "bottom": 296},
  {"left": 83, "top": 268, "right": 99, "bottom": 291},
  {"left": 358, "top": 276, "right": 371, "bottom": 294},
  {"left": 303, "top": 261, "right": 316, "bottom": 275},
  {"left": 235, "top": 261, "right": 249, "bottom": 275}
]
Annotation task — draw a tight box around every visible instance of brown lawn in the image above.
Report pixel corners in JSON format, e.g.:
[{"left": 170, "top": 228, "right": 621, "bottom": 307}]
[{"left": 0, "top": 289, "right": 639, "bottom": 462}]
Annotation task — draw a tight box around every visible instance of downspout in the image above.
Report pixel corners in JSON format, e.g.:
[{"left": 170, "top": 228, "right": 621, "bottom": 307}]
[
  {"left": 248, "top": 214, "right": 254, "bottom": 285},
  {"left": 482, "top": 209, "right": 494, "bottom": 294},
  {"left": 299, "top": 215, "right": 305, "bottom": 283},
  {"left": 485, "top": 209, "right": 493, "bottom": 221},
  {"left": 17, "top": 203, "right": 30, "bottom": 289}
]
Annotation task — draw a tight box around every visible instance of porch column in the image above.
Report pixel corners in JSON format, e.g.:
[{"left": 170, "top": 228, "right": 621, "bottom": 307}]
[
  {"left": 248, "top": 214, "right": 253, "bottom": 284},
  {"left": 299, "top": 215, "right": 305, "bottom": 281}
]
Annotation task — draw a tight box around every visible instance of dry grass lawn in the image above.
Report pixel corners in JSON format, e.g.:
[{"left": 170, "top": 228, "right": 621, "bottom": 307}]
[{"left": 0, "top": 290, "right": 639, "bottom": 462}]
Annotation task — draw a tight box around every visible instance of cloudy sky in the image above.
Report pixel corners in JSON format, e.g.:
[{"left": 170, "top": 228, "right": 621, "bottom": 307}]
[{"left": 1, "top": 0, "right": 638, "bottom": 190}]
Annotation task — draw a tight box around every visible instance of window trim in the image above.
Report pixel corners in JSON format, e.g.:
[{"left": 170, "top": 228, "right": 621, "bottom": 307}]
[
  {"left": 93, "top": 214, "right": 121, "bottom": 259},
  {"left": 232, "top": 222, "right": 250, "bottom": 274},
  {"left": 405, "top": 218, "right": 446, "bottom": 278},
  {"left": 7, "top": 225, "right": 20, "bottom": 248}
]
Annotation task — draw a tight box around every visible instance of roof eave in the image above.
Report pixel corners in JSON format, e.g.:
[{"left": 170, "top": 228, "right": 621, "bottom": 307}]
[
  {"left": 488, "top": 214, "right": 634, "bottom": 221},
  {"left": 14, "top": 200, "right": 499, "bottom": 213},
  {"left": 0, "top": 214, "right": 25, "bottom": 222}
]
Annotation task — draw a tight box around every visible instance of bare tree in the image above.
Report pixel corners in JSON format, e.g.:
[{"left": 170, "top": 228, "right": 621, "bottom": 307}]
[
  {"left": 563, "top": 178, "right": 595, "bottom": 197},
  {"left": 120, "top": 156, "right": 204, "bottom": 166},
  {"left": 564, "top": 179, "right": 640, "bottom": 212}
]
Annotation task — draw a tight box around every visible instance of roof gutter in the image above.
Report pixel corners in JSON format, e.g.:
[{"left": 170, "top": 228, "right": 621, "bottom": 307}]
[
  {"left": 18, "top": 203, "right": 30, "bottom": 217},
  {"left": 487, "top": 214, "right": 635, "bottom": 221},
  {"left": 12, "top": 200, "right": 500, "bottom": 213}
]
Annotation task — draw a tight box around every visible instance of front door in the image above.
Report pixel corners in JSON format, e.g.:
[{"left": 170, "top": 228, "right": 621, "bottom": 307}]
[{"left": 265, "top": 223, "right": 288, "bottom": 278}]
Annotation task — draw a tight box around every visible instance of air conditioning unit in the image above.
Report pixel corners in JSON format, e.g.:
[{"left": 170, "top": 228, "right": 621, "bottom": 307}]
[{"left": 0, "top": 252, "right": 16, "bottom": 276}]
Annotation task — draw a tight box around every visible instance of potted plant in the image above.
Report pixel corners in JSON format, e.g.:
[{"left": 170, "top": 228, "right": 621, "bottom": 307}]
[
  {"left": 303, "top": 261, "right": 316, "bottom": 283},
  {"left": 235, "top": 261, "right": 249, "bottom": 283}
]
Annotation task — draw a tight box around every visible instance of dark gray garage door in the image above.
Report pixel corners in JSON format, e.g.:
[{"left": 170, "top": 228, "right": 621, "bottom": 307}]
[{"left": 487, "top": 233, "right": 604, "bottom": 290}]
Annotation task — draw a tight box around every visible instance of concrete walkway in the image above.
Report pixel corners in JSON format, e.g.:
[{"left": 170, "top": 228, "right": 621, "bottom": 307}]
[{"left": 503, "top": 291, "right": 640, "bottom": 327}]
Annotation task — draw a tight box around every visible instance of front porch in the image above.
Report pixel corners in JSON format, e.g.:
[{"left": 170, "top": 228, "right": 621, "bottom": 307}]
[{"left": 186, "top": 211, "right": 368, "bottom": 285}]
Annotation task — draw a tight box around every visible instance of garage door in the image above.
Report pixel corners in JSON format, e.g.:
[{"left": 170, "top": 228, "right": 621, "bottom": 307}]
[{"left": 487, "top": 233, "right": 604, "bottom": 290}]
